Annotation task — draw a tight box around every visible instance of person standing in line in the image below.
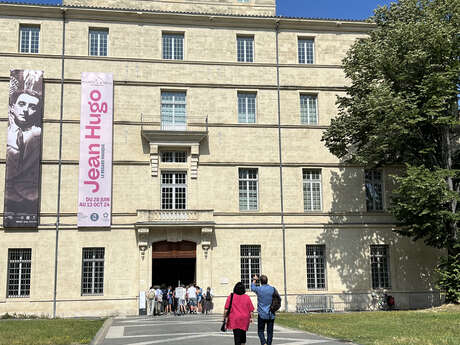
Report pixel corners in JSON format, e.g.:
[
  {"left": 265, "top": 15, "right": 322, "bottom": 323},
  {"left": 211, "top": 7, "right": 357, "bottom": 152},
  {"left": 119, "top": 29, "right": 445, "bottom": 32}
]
[
  {"left": 154, "top": 286, "right": 163, "bottom": 316},
  {"left": 187, "top": 283, "right": 198, "bottom": 313},
  {"left": 175, "top": 284, "right": 186, "bottom": 315},
  {"left": 251, "top": 274, "right": 275, "bottom": 345},
  {"left": 223, "top": 282, "right": 254, "bottom": 345},
  {"left": 203, "top": 286, "right": 214, "bottom": 314},
  {"left": 146, "top": 286, "right": 155, "bottom": 316},
  {"left": 196, "top": 286, "right": 203, "bottom": 313},
  {"left": 166, "top": 286, "right": 173, "bottom": 314}
]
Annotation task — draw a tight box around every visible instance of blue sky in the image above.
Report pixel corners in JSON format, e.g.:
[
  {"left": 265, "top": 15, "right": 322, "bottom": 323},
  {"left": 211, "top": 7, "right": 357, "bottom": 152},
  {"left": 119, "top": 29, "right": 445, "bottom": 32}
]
[{"left": 3, "top": 0, "right": 396, "bottom": 20}]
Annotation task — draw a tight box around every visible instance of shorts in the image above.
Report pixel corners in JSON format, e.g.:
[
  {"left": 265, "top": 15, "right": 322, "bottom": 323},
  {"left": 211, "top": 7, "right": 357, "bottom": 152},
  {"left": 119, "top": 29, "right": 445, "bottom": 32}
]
[
  {"left": 189, "top": 297, "right": 197, "bottom": 306},
  {"left": 232, "top": 329, "right": 246, "bottom": 345},
  {"left": 179, "top": 298, "right": 186, "bottom": 306}
]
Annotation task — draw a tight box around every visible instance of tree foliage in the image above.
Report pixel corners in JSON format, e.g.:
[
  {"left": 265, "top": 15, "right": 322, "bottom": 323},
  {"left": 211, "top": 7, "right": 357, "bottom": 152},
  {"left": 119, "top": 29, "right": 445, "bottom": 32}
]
[{"left": 322, "top": 0, "right": 460, "bottom": 302}]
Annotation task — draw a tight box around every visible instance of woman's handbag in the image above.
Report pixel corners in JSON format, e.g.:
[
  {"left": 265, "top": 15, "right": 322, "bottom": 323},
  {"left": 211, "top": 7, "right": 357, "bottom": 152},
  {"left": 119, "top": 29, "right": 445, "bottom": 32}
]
[{"left": 220, "top": 293, "right": 234, "bottom": 332}]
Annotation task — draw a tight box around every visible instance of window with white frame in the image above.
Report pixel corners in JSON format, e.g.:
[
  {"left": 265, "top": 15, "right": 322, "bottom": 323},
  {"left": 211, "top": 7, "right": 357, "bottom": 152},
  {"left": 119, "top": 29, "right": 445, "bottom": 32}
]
[
  {"left": 300, "top": 94, "right": 318, "bottom": 124},
  {"left": 238, "top": 0, "right": 249, "bottom": 2},
  {"left": 161, "top": 172, "right": 187, "bottom": 210},
  {"left": 306, "top": 245, "right": 326, "bottom": 289},
  {"left": 298, "top": 38, "right": 315, "bottom": 64},
  {"left": 370, "top": 245, "right": 390, "bottom": 289},
  {"left": 365, "top": 169, "right": 383, "bottom": 211},
  {"left": 239, "top": 168, "right": 258, "bottom": 211},
  {"left": 161, "top": 91, "right": 186, "bottom": 130},
  {"left": 240, "top": 245, "right": 261, "bottom": 290},
  {"left": 303, "top": 169, "right": 322, "bottom": 211},
  {"left": 7, "top": 248, "right": 32, "bottom": 298},
  {"left": 89, "top": 29, "right": 108, "bottom": 56},
  {"left": 163, "top": 33, "right": 184, "bottom": 60},
  {"left": 237, "top": 36, "right": 254, "bottom": 62},
  {"left": 161, "top": 151, "right": 187, "bottom": 163},
  {"left": 81, "top": 248, "right": 105, "bottom": 295},
  {"left": 238, "top": 92, "right": 256, "bottom": 123},
  {"left": 19, "top": 25, "right": 40, "bottom": 54}
]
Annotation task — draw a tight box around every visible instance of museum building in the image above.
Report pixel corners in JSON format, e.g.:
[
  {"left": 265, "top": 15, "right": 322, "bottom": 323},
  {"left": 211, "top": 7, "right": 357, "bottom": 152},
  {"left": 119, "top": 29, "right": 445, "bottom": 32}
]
[{"left": 0, "top": 0, "right": 442, "bottom": 317}]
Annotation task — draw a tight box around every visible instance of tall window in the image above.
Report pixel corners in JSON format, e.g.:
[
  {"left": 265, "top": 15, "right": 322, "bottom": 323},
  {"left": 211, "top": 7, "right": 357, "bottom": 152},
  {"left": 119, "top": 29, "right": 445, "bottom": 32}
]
[
  {"left": 81, "top": 248, "right": 105, "bottom": 295},
  {"left": 163, "top": 33, "right": 184, "bottom": 60},
  {"left": 241, "top": 245, "right": 261, "bottom": 290},
  {"left": 300, "top": 95, "right": 318, "bottom": 124},
  {"left": 365, "top": 169, "right": 383, "bottom": 211},
  {"left": 161, "top": 172, "right": 187, "bottom": 210},
  {"left": 89, "top": 29, "right": 108, "bottom": 56},
  {"left": 238, "top": 92, "right": 256, "bottom": 123},
  {"left": 161, "top": 151, "right": 187, "bottom": 163},
  {"left": 303, "top": 169, "right": 322, "bottom": 211},
  {"left": 161, "top": 91, "right": 186, "bottom": 130},
  {"left": 370, "top": 245, "right": 390, "bottom": 289},
  {"left": 298, "top": 38, "right": 314, "bottom": 64},
  {"left": 306, "top": 245, "right": 326, "bottom": 289},
  {"left": 239, "top": 168, "right": 258, "bottom": 211},
  {"left": 19, "top": 25, "right": 40, "bottom": 53},
  {"left": 7, "top": 249, "right": 32, "bottom": 298},
  {"left": 237, "top": 36, "right": 254, "bottom": 62}
]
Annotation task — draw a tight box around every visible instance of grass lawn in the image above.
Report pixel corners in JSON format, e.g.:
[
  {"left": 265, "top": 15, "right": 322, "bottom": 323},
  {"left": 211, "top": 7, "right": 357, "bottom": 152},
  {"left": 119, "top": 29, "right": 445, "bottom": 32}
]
[
  {"left": 0, "top": 318, "right": 105, "bottom": 345},
  {"left": 276, "top": 304, "right": 460, "bottom": 345}
]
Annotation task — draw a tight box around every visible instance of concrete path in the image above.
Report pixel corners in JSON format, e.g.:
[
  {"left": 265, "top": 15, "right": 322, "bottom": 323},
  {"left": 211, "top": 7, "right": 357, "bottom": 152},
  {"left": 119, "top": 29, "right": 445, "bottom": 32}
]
[{"left": 100, "top": 314, "right": 355, "bottom": 345}]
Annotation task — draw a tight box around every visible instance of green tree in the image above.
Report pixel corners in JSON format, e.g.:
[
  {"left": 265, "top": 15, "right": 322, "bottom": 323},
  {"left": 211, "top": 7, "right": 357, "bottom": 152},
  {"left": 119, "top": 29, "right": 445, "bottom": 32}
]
[{"left": 322, "top": 0, "right": 460, "bottom": 302}]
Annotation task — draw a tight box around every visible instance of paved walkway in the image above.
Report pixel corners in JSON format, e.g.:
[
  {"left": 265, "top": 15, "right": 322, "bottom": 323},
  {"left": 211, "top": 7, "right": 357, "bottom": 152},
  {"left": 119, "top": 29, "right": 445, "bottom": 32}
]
[{"left": 100, "top": 314, "right": 354, "bottom": 345}]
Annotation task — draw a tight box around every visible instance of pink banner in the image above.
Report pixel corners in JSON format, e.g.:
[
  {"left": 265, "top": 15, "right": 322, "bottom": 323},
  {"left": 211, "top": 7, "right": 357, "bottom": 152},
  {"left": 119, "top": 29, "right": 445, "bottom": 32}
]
[{"left": 78, "top": 73, "right": 113, "bottom": 227}]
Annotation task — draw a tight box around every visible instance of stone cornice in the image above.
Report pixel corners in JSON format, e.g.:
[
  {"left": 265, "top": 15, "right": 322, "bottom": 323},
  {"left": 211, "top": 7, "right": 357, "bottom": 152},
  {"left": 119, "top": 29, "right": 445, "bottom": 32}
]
[{"left": 0, "top": 3, "right": 375, "bottom": 33}]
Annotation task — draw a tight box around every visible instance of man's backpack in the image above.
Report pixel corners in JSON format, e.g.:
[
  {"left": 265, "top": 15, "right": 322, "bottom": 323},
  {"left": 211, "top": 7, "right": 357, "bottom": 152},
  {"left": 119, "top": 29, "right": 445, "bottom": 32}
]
[{"left": 270, "top": 288, "right": 281, "bottom": 313}]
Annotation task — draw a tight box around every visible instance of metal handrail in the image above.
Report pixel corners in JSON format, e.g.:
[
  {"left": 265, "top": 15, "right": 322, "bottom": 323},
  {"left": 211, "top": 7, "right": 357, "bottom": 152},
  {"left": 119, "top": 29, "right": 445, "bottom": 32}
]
[{"left": 141, "top": 113, "right": 208, "bottom": 132}]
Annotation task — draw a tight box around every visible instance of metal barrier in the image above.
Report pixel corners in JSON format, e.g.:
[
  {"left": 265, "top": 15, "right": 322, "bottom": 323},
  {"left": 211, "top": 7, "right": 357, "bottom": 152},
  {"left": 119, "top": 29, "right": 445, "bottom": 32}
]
[{"left": 296, "top": 295, "right": 334, "bottom": 313}]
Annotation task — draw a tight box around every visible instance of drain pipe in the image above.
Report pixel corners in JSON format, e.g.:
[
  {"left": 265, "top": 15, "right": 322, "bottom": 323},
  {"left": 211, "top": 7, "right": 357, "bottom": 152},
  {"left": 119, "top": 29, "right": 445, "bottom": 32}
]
[
  {"left": 53, "top": 8, "right": 66, "bottom": 319},
  {"left": 275, "top": 20, "right": 288, "bottom": 312}
]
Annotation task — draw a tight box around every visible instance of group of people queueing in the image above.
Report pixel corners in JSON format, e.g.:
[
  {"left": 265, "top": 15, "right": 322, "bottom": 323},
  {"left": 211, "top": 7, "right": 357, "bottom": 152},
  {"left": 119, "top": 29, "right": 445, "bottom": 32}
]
[{"left": 146, "top": 284, "right": 213, "bottom": 316}]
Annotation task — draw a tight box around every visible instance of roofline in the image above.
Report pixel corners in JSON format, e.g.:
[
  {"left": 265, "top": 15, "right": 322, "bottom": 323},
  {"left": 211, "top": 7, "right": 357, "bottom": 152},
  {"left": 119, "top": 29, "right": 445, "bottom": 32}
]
[{"left": 0, "top": 2, "right": 375, "bottom": 31}]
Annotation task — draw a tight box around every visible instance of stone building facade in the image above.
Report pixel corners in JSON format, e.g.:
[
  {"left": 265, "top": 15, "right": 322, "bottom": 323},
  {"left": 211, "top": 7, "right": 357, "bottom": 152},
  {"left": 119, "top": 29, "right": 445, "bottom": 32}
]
[{"left": 0, "top": 0, "right": 441, "bottom": 317}]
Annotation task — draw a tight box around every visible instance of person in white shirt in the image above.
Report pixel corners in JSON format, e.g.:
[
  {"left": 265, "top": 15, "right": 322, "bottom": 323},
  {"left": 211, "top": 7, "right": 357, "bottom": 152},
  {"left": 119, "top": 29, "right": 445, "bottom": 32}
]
[
  {"left": 187, "top": 284, "right": 198, "bottom": 313},
  {"left": 175, "top": 285, "right": 186, "bottom": 315},
  {"left": 154, "top": 286, "right": 163, "bottom": 315}
]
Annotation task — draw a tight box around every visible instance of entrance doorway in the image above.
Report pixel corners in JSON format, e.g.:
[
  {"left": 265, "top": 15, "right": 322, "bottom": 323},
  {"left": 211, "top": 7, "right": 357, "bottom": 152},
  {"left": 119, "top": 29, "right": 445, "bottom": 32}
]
[{"left": 152, "top": 241, "right": 196, "bottom": 287}]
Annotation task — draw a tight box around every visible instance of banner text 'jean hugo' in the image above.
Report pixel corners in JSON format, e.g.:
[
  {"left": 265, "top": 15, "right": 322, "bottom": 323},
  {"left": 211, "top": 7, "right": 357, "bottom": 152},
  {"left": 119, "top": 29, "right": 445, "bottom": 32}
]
[
  {"left": 4, "top": 70, "right": 43, "bottom": 227},
  {"left": 78, "top": 72, "right": 113, "bottom": 227}
]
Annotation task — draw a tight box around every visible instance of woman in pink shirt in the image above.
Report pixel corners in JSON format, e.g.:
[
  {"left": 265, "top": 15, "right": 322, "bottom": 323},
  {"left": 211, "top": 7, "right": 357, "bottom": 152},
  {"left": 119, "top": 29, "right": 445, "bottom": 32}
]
[{"left": 223, "top": 282, "right": 255, "bottom": 345}]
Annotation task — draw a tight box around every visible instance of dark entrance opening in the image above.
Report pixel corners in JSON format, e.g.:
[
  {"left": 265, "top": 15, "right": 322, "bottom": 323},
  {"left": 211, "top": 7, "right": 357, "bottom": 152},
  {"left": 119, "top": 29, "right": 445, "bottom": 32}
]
[
  {"left": 151, "top": 240, "right": 196, "bottom": 287},
  {"left": 152, "top": 258, "right": 195, "bottom": 287}
]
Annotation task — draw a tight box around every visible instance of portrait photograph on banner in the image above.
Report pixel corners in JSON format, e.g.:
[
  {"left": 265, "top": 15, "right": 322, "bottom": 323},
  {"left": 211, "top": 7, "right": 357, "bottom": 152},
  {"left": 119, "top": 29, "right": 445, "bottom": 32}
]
[{"left": 3, "top": 69, "right": 44, "bottom": 227}]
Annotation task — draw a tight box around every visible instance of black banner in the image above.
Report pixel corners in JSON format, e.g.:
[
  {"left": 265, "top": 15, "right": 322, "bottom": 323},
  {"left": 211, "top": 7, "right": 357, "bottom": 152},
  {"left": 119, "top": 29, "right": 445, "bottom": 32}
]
[{"left": 4, "top": 70, "right": 43, "bottom": 227}]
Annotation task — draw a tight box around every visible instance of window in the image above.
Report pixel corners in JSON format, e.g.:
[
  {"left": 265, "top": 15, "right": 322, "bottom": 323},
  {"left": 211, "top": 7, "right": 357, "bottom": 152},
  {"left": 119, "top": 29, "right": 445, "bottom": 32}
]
[
  {"left": 306, "top": 245, "right": 326, "bottom": 289},
  {"left": 89, "top": 29, "right": 108, "bottom": 56},
  {"left": 365, "top": 169, "right": 383, "bottom": 211},
  {"left": 238, "top": 92, "right": 256, "bottom": 123},
  {"left": 161, "top": 91, "right": 186, "bottom": 130},
  {"left": 240, "top": 245, "right": 261, "bottom": 290},
  {"left": 81, "top": 248, "right": 105, "bottom": 295},
  {"left": 239, "top": 168, "right": 258, "bottom": 211},
  {"left": 370, "top": 245, "right": 390, "bottom": 289},
  {"left": 237, "top": 36, "right": 254, "bottom": 62},
  {"left": 163, "top": 33, "right": 184, "bottom": 60},
  {"left": 298, "top": 38, "right": 314, "bottom": 64},
  {"left": 300, "top": 94, "right": 318, "bottom": 124},
  {"left": 161, "top": 172, "right": 187, "bottom": 210},
  {"left": 19, "top": 25, "right": 40, "bottom": 53},
  {"left": 238, "top": 0, "right": 249, "bottom": 2},
  {"left": 7, "top": 248, "right": 32, "bottom": 298},
  {"left": 161, "top": 151, "right": 187, "bottom": 163},
  {"left": 303, "top": 169, "right": 322, "bottom": 211}
]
